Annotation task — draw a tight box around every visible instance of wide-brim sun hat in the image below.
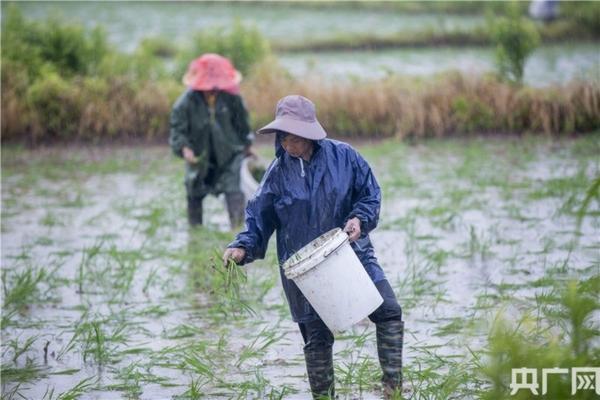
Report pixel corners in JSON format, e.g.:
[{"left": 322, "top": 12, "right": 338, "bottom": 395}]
[
  {"left": 182, "top": 53, "right": 242, "bottom": 95},
  {"left": 257, "top": 95, "right": 327, "bottom": 140}
]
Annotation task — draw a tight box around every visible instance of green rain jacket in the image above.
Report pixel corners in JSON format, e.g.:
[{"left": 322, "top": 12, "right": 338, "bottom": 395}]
[{"left": 169, "top": 90, "right": 252, "bottom": 198}]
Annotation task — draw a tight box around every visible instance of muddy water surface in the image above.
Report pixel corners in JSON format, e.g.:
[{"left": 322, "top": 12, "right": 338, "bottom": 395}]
[{"left": 1, "top": 137, "right": 598, "bottom": 399}]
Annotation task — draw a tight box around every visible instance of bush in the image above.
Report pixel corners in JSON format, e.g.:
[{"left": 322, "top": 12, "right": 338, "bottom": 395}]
[
  {"left": 489, "top": 3, "right": 540, "bottom": 84},
  {"left": 561, "top": 1, "right": 600, "bottom": 37},
  {"left": 176, "top": 19, "right": 270, "bottom": 79},
  {"left": 1, "top": 5, "right": 108, "bottom": 79},
  {"left": 26, "top": 70, "right": 81, "bottom": 141},
  {"left": 38, "top": 21, "right": 107, "bottom": 77},
  {"left": 452, "top": 95, "right": 495, "bottom": 133},
  {"left": 137, "top": 36, "right": 178, "bottom": 59}
]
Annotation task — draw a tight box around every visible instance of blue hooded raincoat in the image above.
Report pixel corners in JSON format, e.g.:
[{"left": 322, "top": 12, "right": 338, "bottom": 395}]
[{"left": 228, "top": 137, "right": 386, "bottom": 323}]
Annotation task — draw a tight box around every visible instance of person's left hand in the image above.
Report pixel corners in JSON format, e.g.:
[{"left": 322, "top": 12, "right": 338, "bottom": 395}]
[{"left": 343, "top": 217, "right": 361, "bottom": 242}]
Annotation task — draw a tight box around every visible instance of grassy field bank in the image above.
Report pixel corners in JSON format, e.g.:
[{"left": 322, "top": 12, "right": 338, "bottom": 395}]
[{"left": 3, "top": 59, "right": 599, "bottom": 144}]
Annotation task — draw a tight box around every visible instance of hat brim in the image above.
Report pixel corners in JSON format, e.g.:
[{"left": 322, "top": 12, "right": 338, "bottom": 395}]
[
  {"left": 257, "top": 117, "right": 327, "bottom": 140},
  {"left": 182, "top": 71, "right": 242, "bottom": 92}
]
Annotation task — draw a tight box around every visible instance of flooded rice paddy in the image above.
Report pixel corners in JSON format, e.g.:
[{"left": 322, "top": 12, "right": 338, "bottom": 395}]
[
  {"left": 7, "top": 2, "right": 484, "bottom": 51},
  {"left": 5, "top": 1, "right": 599, "bottom": 87},
  {"left": 278, "top": 42, "right": 600, "bottom": 87},
  {"left": 1, "top": 136, "right": 599, "bottom": 399}
]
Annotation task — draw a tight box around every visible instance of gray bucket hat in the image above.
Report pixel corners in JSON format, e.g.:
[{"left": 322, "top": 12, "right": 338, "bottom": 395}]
[{"left": 257, "top": 95, "right": 327, "bottom": 140}]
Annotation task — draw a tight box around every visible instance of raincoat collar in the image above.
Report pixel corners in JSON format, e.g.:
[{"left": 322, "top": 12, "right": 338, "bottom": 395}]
[{"left": 274, "top": 132, "right": 323, "bottom": 159}]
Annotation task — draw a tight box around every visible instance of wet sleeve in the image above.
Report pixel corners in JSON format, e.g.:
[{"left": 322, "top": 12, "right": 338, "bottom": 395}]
[
  {"left": 231, "top": 95, "right": 253, "bottom": 147},
  {"left": 348, "top": 150, "right": 381, "bottom": 234},
  {"left": 227, "top": 162, "right": 279, "bottom": 264},
  {"left": 169, "top": 94, "right": 191, "bottom": 158}
]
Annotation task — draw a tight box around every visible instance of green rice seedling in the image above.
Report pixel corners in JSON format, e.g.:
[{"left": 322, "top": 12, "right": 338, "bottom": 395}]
[
  {"left": 135, "top": 304, "right": 169, "bottom": 318},
  {"left": 1, "top": 382, "right": 26, "bottom": 399},
  {"left": 465, "top": 225, "right": 493, "bottom": 260},
  {"left": 49, "top": 369, "right": 81, "bottom": 376},
  {"left": 105, "top": 362, "right": 146, "bottom": 398},
  {"left": 217, "top": 368, "right": 271, "bottom": 400},
  {"left": 2, "top": 265, "right": 46, "bottom": 310},
  {"left": 5, "top": 335, "right": 39, "bottom": 363},
  {"left": 434, "top": 317, "right": 468, "bottom": 337},
  {"left": 575, "top": 175, "right": 600, "bottom": 235},
  {"left": 335, "top": 354, "right": 380, "bottom": 395},
  {"left": 395, "top": 256, "right": 440, "bottom": 310},
  {"left": 175, "top": 378, "right": 208, "bottom": 400},
  {"left": 529, "top": 168, "right": 592, "bottom": 203},
  {"left": 430, "top": 210, "right": 460, "bottom": 231},
  {"left": 404, "top": 352, "right": 481, "bottom": 400},
  {"left": 336, "top": 327, "right": 374, "bottom": 349},
  {"left": 249, "top": 272, "right": 277, "bottom": 304},
  {"left": 222, "top": 257, "right": 247, "bottom": 298},
  {"left": 183, "top": 350, "right": 217, "bottom": 382},
  {"left": 0, "top": 262, "right": 62, "bottom": 327},
  {"left": 134, "top": 204, "right": 169, "bottom": 238},
  {"left": 267, "top": 385, "right": 298, "bottom": 399},
  {"left": 162, "top": 324, "right": 204, "bottom": 340},
  {"left": 76, "top": 239, "right": 104, "bottom": 294},
  {"left": 235, "top": 326, "right": 286, "bottom": 367},
  {"left": 381, "top": 166, "right": 416, "bottom": 193},
  {"left": 118, "top": 346, "right": 153, "bottom": 357},
  {"left": 59, "top": 191, "right": 86, "bottom": 208},
  {"left": 479, "top": 275, "right": 600, "bottom": 400},
  {"left": 142, "top": 266, "right": 160, "bottom": 294},
  {"left": 34, "top": 236, "right": 55, "bottom": 246},
  {"left": 74, "top": 319, "right": 129, "bottom": 365},
  {"left": 40, "top": 210, "right": 65, "bottom": 228},
  {"left": 41, "top": 376, "right": 96, "bottom": 400},
  {"left": 1, "top": 358, "right": 47, "bottom": 383},
  {"left": 423, "top": 247, "right": 450, "bottom": 273},
  {"left": 504, "top": 203, "right": 536, "bottom": 222},
  {"left": 207, "top": 250, "right": 256, "bottom": 316},
  {"left": 55, "top": 329, "right": 82, "bottom": 361},
  {"left": 105, "top": 245, "right": 140, "bottom": 297},
  {"left": 84, "top": 321, "right": 107, "bottom": 364},
  {"left": 215, "top": 332, "right": 229, "bottom": 354}
]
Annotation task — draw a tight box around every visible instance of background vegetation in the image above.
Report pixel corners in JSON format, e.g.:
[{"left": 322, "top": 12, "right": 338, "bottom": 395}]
[{"left": 1, "top": 2, "right": 599, "bottom": 144}]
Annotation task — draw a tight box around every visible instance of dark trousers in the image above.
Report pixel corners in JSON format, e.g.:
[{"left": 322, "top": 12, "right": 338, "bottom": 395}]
[
  {"left": 187, "top": 192, "right": 245, "bottom": 228},
  {"left": 299, "top": 279, "right": 403, "bottom": 398},
  {"left": 299, "top": 279, "right": 403, "bottom": 348}
]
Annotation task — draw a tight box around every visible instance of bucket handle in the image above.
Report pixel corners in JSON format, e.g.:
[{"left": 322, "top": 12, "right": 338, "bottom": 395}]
[{"left": 323, "top": 233, "right": 350, "bottom": 258}]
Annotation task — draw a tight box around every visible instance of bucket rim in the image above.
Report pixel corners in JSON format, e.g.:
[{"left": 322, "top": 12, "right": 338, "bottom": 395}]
[{"left": 282, "top": 228, "right": 348, "bottom": 280}]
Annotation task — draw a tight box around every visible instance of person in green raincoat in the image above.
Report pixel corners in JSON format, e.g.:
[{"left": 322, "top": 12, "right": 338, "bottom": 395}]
[{"left": 169, "top": 54, "right": 253, "bottom": 227}]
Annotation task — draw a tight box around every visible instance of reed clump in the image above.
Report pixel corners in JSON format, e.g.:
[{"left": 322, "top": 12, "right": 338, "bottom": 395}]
[
  {"left": 243, "top": 61, "right": 600, "bottom": 139},
  {"left": 3, "top": 59, "right": 599, "bottom": 143}
]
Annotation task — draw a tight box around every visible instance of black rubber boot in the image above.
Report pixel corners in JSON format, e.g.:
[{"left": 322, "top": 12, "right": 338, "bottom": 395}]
[
  {"left": 187, "top": 196, "right": 203, "bottom": 226},
  {"left": 303, "top": 347, "right": 335, "bottom": 399},
  {"left": 376, "top": 320, "right": 404, "bottom": 399},
  {"left": 225, "top": 192, "right": 245, "bottom": 229}
]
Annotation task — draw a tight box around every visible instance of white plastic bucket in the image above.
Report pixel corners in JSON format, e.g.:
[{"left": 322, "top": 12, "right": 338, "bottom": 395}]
[
  {"left": 240, "top": 157, "right": 259, "bottom": 201},
  {"left": 283, "top": 228, "right": 383, "bottom": 332}
]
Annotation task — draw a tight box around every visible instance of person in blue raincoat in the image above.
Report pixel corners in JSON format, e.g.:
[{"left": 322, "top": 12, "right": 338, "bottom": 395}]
[{"left": 223, "top": 95, "right": 404, "bottom": 399}]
